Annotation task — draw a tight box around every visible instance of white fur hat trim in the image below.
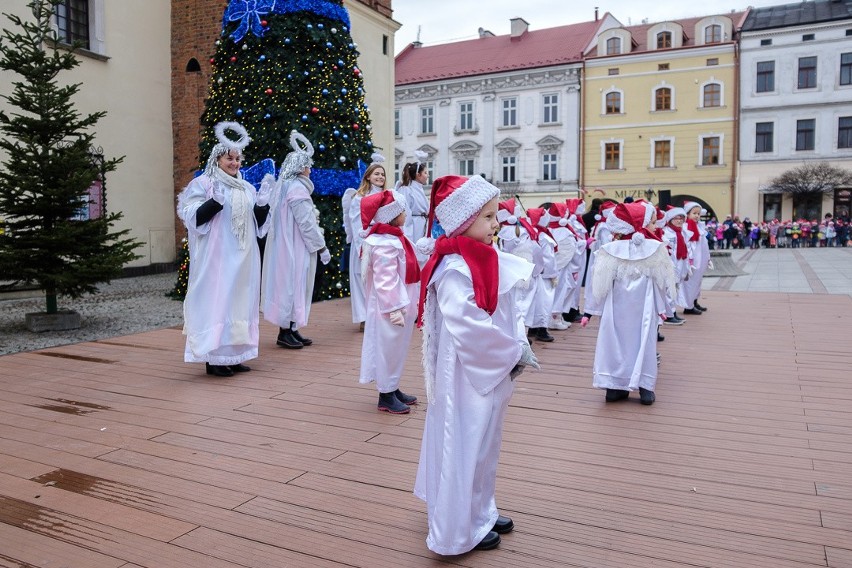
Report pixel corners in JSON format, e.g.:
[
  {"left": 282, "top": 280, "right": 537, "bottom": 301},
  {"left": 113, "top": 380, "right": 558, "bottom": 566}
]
[{"left": 434, "top": 175, "right": 499, "bottom": 236}]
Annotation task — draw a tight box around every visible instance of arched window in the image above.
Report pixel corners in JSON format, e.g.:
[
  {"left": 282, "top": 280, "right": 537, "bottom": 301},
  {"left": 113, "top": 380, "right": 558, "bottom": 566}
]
[
  {"left": 703, "top": 83, "right": 721, "bottom": 107},
  {"left": 605, "top": 91, "right": 621, "bottom": 114},
  {"left": 656, "top": 31, "right": 672, "bottom": 49},
  {"left": 704, "top": 24, "right": 722, "bottom": 44},
  {"left": 606, "top": 37, "right": 621, "bottom": 55},
  {"left": 185, "top": 58, "right": 201, "bottom": 72},
  {"left": 655, "top": 87, "right": 672, "bottom": 111}
]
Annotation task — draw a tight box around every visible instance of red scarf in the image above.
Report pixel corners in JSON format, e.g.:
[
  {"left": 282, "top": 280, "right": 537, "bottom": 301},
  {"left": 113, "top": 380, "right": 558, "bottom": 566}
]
[
  {"left": 670, "top": 224, "right": 688, "bottom": 260},
  {"left": 642, "top": 228, "right": 662, "bottom": 242},
  {"left": 686, "top": 219, "right": 701, "bottom": 242},
  {"left": 417, "top": 235, "right": 499, "bottom": 327},
  {"left": 518, "top": 219, "right": 538, "bottom": 241},
  {"left": 365, "top": 223, "right": 421, "bottom": 284}
]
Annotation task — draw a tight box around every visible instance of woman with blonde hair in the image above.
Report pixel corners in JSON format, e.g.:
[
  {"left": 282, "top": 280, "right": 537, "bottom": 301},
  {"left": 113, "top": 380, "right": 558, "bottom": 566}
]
[{"left": 344, "top": 155, "right": 390, "bottom": 327}]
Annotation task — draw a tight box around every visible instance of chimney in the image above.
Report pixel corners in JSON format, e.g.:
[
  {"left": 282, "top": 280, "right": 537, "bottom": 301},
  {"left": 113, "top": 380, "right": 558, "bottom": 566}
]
[
  {"left": 478, "top": 27, "right": 495, "bottom": 38},
  {"left": 510, "top": 17, "right": 529, "bottom": 38},
  {"left": 411, "top": 41, "right": 422, "bottom": 48},
  {"left": 595, "top": 7, "right": 599, "bottom": 21}
]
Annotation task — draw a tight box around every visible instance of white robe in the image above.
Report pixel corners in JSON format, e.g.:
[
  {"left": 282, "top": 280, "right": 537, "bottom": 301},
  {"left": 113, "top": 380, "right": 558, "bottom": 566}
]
[
  {"left": 567, "top": 219, "right": 588, "bottom": 312},
  {"left": 530, "top": 233, "right": 557, "bottom": 328},
  {"left": 261, "top": 177, "right": 325, "bottom": 330},
  {"left": 346, "top": 187, "right": 381, "bottom": 323},
  {"left": 415, "top": 249, "right": 533, "bottom": 556},
  {"left": 662, "top": 226, "right": 694, "bottom": 310},
  {"left": 358, "top": 233, "right": 419, "bottom": 392},
  {"left": 397, "top": 180, "right": 430, "bottom": 262},
  {"left": 683, "top": 222, "right": 710, "bottom": 305},
  {"left": 550, "top": 226, "right": 580, "bottom": 315},
  {"left": 177, "top": 174, "right": 269, "bottom": 365},
  {"left": 589, "top": 239, "right": 675, "bottom": 393},
  {"left": 497, "top": 226, "right": 539, "bottom": 327}
]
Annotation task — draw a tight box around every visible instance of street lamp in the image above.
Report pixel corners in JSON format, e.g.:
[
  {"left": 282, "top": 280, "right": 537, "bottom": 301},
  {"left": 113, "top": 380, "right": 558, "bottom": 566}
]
[{"left": 644, "top": 187, "right": 655, "bottom": 204}]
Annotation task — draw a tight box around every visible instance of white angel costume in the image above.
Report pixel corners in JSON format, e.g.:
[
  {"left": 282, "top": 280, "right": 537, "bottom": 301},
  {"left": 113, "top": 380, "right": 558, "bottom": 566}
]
[
  {"left": 415, "top": 250, "right": 533, "bottom": 555},
  {"left": 589, "top": 237, "right": 675, "bottom": 393}
]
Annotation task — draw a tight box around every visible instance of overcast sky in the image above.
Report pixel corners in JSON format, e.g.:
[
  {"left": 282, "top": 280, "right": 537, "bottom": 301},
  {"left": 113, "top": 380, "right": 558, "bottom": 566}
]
[{"left": 392, "top": 0, "right": 786, "bottom": 54}]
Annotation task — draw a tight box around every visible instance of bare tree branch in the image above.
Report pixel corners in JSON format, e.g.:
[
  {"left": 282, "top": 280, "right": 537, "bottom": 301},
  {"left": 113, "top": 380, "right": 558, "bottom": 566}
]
[{"left": 763, "top": 162, "right": 852, "bottom": 195}]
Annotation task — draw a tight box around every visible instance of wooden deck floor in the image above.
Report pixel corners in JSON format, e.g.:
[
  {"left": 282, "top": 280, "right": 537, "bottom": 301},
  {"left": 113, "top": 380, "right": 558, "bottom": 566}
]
[{"left": 1, "top": 290, "right": 851, "bottom": 567}]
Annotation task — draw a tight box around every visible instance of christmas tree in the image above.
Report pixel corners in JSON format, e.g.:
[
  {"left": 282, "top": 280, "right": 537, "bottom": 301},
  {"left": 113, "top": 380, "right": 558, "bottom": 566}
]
[
  {"left": 197, "top": 0, "right": 375, "bottom": 301},
  {"left": 0, "top": 0, "right": 140, "bottom": 319}
]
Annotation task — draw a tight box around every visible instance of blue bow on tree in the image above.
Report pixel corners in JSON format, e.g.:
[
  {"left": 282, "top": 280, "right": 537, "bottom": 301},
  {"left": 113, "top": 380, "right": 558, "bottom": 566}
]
[{"left": 224, "top": 0, "right": 276, "bottom": 43}]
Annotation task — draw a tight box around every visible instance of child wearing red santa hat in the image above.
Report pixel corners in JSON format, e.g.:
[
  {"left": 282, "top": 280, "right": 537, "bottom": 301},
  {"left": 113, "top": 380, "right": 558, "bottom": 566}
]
[
  {"left": 563, "top": 198, "right": 588, "bottom": 322},
  {"left": 526, "top": 207, "right": 558, "bottom": 342},
  {"left": 582, "top": 200, "right": 618, "bottom": 318},
  {"left": 681, "top": 202, "right": 710, "bottom": 314},
  {"left": 662, "top": 206, "right": 693, "bottom": 324},
  {"left": 582, "top": 202, "right": 675, "bottom": 405},
  {"left": 357, "top": 191, "right": 421, "bottom": 414},
  {"left": 546, "top": 202, "right": 579, "bottom": 330},
  {"left": 414, "top": 175, "right": 539, "bottom": 555}
]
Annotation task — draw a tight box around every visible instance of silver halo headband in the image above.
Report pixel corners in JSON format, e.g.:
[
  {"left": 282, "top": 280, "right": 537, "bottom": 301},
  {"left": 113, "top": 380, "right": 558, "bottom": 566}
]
[
  {"left": 413, "top": 150, "right": 428, "bottom": 169},
  {"left": 289, "top": 130, "right": 315, "bottom": 157},
  {"left": 214, "top": 121, "right": 251, "bottom": 152}
]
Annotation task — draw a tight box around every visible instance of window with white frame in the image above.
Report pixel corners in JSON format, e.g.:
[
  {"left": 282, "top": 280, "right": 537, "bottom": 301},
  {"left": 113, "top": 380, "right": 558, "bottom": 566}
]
[
  {"left": 459, "top": 102, "right": 474, "bottom": 131},
  {"left": 657, "top": 31, "right": 672, "bottom": 49},
  {"left": 604, "top": 90, "right": 622, "bottom": 114},
  {"left": 420, "top": 106, "right": 434, "bottom": 134},
  {"left": 542, "top": 154, "right": 558, "bottom": 181},
  {"left": 797, "top": 56, "right": 817, "bottom": 89},
  {"left": 459, "top": 159, "right": 475, "bottom": 176},
  {"left": 796, "top": 119, "right": 816, "bottom": 151},
  {"left": 703, "top": 83, "right": 721, "bottom": 107},
  {"left": 56, "top": 0, "right": 89, "bottom": 48},
  {"left": 542, "top": 93, "right": 559, "bottom": 124},
  {"left": 654, "top": 87, "right": 672, "bottom": 111},
  {"left": 501, "top": 156, "right": 517, "bottom": 183},
  {"left": 393, "top": 108, "right": 400, "bottom": 137},
  {"left": 652, "top": 139, "right": 673, "bottom": 168},
  {"left": 838, "top": 116, "right": 852, "bottom": 149},
  {"left": 701, "top": 136, "right": 721, "bottom": 165},
  {"left": 841, "top": 53, "right": 852, "bottom": 86},
  {"left": 755, "top": 122, "right": 774, "bottom": 153},
  {"left": 602, "top": 141, "right": 623, "bottom": 170},
  {"left": 501, "top": 97, "right": 517, "bottom": 127}
]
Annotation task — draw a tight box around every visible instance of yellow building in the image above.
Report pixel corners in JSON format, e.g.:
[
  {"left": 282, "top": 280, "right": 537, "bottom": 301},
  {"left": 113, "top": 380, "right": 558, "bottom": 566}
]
[{"left": 582, "top": 14, "right": 747, "bottom": 219}]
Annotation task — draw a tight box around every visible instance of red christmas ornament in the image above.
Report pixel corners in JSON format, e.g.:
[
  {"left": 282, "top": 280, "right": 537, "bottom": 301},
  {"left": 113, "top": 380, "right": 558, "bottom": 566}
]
[
  {"left": 209, "top": 58, "right": 215, "bottom": 64},
  {"left": 265, "top": 88, "right": 273, "bottom": 95},
  {"left": 311, "top": 107, "right": 319, "bottom": 114},
  {"left": 332, "top": 65, "right": 338, "bottom": 70},
  {"left": 260, "top": 20, "right": 268, "bottom": 27},
  {"left": 352, "top": 123, "right": 359, "bottom": 130},
  {"left": 230, "top": 56, "right": 237, "bottom": 63},
  {"left": 354, "top": 68, "right": 361, "bottom": 76}
]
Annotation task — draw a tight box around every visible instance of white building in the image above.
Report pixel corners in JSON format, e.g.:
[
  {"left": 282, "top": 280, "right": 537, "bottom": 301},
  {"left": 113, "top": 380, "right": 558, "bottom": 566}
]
[
  {"left": 738, "top": 0, "right": 852, "bottom": 221},
  {"left": 394, "top": 14, "right": 620, "bottom": 203}
]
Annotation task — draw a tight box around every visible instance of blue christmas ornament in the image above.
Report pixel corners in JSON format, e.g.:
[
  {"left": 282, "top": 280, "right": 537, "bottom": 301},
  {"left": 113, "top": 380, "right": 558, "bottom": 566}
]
[
  {"left": 285, "top": 38, "right": 291, "bottom": 44},
  {"left": 326, "top": 42, "right": 333, "bottom": 48},
  {"left": 258, "top": 55, "right": 266, "bottom": 61},
  {"left": 343, "top": 26, "right": 348, "bottom": 31},
  {"left": 287, "top": 74, "right": 292, "bottom": 79},
  {"left": 304, "top": 71, "right": 309, "bottom": 76},
  {"left": 302, "top": 115, "right": 308, "bottom": 121},
  {"left": 318, "top": 144, "right": 326, "bottom": 151},
  {"left": 264, "top": 113, "right": 271, "bottom": 119},
  {"left": 338, "top": 59, "right": 344, "bottom": 66},
  {"left": 348, "top": 43, "right": 353, "bottom": 48},
  {"left": 322, "top": 88, "right": 329, "bottom": 95},
  {"left": 307, "top": 24, "right": 313, "bottom": 29},
  {"left": 342, "top": 134, "right": 348, "bottom": 140},
  {"left": 341, "top": 88, "right": 347, "bottom": 95},
  {"left": 236, "top": 108, "right": 244, "bottom": 116},
  {"left": 336, "top": 98, "right": 342, "bottom": 104},
  {"left": 318, "top": 23, "right": 324, "bottom": 29},
  {"left": 333, "top": 130, "right": 340, "bottom": 137},
  {"left": 317, "top": 60, "right": 324, "bottom": 66},
  {"left": 367, "top": 141, "right": 373, "bottom": 146}
]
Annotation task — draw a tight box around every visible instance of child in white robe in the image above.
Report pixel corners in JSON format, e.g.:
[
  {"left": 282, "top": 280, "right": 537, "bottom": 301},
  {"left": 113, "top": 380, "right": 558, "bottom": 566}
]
[
  {"left": 415, "top": 175, "right": 538, "bottom": 555},
  {"left": 545, "top": 202, "right": 577, "bottom": 330},
  {"left": 358, "top": 191, "right": 421, "bottom": 414},
  {"left": 526, "top": 208, "right": 557, "bottom": 342},
  {"left": 177, "top": 122, "right": 271, "bottom": 377},
  {"left": 563, "top": 198, "right": 589, "bottom": 322},
  {"left": 496, "top": 198, "right": 539, "bottom": 333},
  {"left": 681, "top": 201, "right": 711, "bottom": 314},
  {"left": 582, "top": 202, "right": 675, "bottom": 405},
  {"left": 661, "top": 207, "right": 693, "bottom": 324},
  {"left": 261, "top": 132, "right": 331, "bottom": 349}
]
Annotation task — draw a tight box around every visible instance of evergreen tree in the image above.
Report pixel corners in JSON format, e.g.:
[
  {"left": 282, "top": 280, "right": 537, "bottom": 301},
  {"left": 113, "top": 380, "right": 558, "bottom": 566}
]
[
  {"left": 200, "top": 0, "right": 375, "bottom": 301},
  {"left": 0, "top": 0, "right": 140, "bottom": 315}
]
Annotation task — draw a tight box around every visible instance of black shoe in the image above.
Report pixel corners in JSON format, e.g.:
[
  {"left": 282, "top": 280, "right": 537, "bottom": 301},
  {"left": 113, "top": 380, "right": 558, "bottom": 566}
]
[
  {"left": 377, "top": 391, "right": 410, "bottom": 414},
  {"left": 229, "top": 363, "right": 251, "bottom": 373},
  {"left": 534, "top": 327, "right": 555, "bottom": 342},
  {"left": 205, "top": 363, "right": 234, "bottom": 377},
  {"left": 694, "top": 302, "right": 708, "bottom": 312},
  {"left": 682, "top": 308, "right": 702, "bottom": 315},
  {"left": 473, "top": 531, "right": 500, "bottom": 551},
  {"left": 291, "top": 329, "right": 312, "bottom": 346},
  {"left": 605, "top": 389, "right": 630, "bottom": 402},
  {"left": 663, "top": 314, "right": 685, "bottom": 326},
  {"left": 657, "top": 332, "right": 665, "bottom": 342},
  {"left": 563, "top": 308, "right": 582, "bottom": 323},
  {"left": 492, "top": 515, "right": 514, "bottom": 534},
  {"left": 639, "top": 387, "right": 656, "bottom": 405},
  {"left": 276, "top": 328, "right": 304, "bottom": 349},
  {"left": 394, "top": 389, "right": 418, "bottom": 405}
]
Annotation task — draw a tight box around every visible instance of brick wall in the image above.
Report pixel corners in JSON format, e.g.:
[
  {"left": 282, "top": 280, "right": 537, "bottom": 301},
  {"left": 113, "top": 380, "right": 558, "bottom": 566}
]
[{"left": 171, "top": 0, "right": 225, "bottom": 246}]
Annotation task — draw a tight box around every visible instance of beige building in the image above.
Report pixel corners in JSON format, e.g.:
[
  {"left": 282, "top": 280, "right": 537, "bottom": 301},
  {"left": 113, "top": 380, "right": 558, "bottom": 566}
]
[{"left": 0, "top": 0, "right": 175, "bottom": 268}]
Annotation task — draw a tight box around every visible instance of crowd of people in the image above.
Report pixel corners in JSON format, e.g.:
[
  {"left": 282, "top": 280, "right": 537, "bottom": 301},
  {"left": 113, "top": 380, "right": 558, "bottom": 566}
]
[
  {"left": 175, "top": 122, "right": 716, "bottom": 557},
  {"left": 705, "top": 215, "right": 850, "bottom": 250}
]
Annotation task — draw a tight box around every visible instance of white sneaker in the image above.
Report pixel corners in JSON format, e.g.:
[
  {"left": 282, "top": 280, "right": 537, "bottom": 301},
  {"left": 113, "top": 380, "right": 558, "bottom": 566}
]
[{"left": 548, "top": 315, "right": 570, "bottom": 330}]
